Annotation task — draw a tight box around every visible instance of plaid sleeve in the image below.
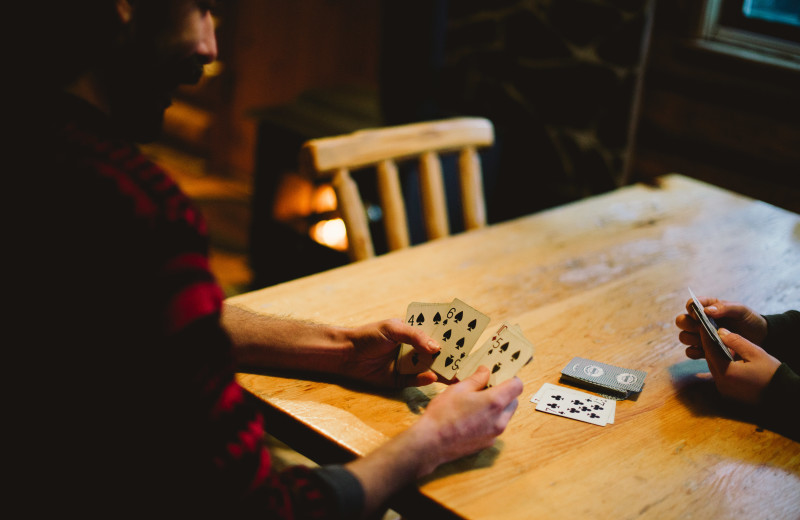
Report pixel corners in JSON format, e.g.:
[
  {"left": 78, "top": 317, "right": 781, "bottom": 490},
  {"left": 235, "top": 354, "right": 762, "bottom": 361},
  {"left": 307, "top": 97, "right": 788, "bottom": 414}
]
[{"left": 46, "top": 102, "right": 364, "bottom": 518}]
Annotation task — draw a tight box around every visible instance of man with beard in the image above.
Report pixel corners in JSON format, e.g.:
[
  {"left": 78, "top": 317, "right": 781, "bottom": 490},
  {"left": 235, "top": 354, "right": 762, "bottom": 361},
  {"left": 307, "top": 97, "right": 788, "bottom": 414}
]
[{"left": 21, "top": 1, "right": 523, "bottom": 517}]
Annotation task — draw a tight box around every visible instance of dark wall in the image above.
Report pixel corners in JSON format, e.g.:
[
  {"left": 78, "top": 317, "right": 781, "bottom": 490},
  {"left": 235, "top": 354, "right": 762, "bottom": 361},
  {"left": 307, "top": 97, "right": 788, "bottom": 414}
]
[
  {"left": 633, "top": 0, "right": 800, "bottom": 213},
  {"left": 380, "top": 0, "right": 655, "bottom": 224}
]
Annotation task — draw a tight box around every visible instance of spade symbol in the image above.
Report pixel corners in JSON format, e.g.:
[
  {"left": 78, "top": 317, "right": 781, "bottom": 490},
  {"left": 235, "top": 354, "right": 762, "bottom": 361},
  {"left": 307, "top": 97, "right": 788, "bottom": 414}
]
[
  {"left": 411, "top": 353, "right": 419, "bottom": 365},
  {"left": 499, "top": 342, "right": 509, "bottom": 353},
  {"left": 455, "top": 337, "right": 465, "bottom": 350},
  {"left": 416, "top": 314, "right": 425, "bottom": 326},
  {"left": 492, "top": 363, "right": 502, "bottom": 373},
  {"left": 454, "top": 311, "right": 463, "bottom": 323},
  {"left": 467, "top": 318, "right": 477, "bottom": 331},
  {"left": 444, "top": 355, "right": 454, "bottom": 367},
  {"left": 510, "top": 350, "right": 520, "bottom": 361},
  {"left": 433, "top": 312, "right": 442, "bottom": 325},
  {"left": 442, "top": 329, "right": 452, "bottom": 341}
]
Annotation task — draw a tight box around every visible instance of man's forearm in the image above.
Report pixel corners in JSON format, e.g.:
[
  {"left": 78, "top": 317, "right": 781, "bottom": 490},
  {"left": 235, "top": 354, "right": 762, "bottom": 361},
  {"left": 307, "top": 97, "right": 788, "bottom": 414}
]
[
  {"left": 344, "top": 418, "right": 441, "bottom": 517},
  {"left": 221, "top": 303, "right": 353, "bottom": 374}
]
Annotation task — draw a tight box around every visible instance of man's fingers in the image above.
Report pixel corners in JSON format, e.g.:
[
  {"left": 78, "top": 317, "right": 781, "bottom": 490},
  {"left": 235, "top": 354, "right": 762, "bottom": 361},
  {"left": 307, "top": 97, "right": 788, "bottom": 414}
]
[
  {"left": 702, "top": 301, "right": 739, "bottom": 321},
  {"left": 498, "top": 396, "right": 520, "bottom": 426},
  {"left": 678, "top": 330, "right": 701, "bottom": 346},
  {"left": 676, "top": 313, "right": 701, "bottom": 333},
  {"left": 718, "top": 328, "right": 757, "bottom": 361},
  {"left": 685, "top": 345, "right": 705, "bottom": 360},
  {"left": 487, "top": 376, "right": 524, "bottom": 404},
  {"left": 458, "top": 365, "right": 491, "bottom": 391},
  {"left": 383, "top": 320, "right": 440, "bottom": 354},
  {"left": 399, "top": 370, "right": 438, "bottom": 388}
]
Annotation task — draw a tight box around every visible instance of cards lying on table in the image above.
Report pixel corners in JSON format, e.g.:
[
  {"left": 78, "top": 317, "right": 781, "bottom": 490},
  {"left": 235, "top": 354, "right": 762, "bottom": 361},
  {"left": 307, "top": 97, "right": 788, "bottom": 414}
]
[
  {"left": 688, "top": 287, "right": 734, "bottom": 360},
  {"left": 561, "top": 357, "right": 647, "bottom": 399},
  {"left": 560, "top": 357, "right": 647, "bottom": 400},
  {"left": 396, "top": 299, "right": 534, "bottom": 386},
  {"left": 532, "top": 383, "right": 616, "bottom": 426}
]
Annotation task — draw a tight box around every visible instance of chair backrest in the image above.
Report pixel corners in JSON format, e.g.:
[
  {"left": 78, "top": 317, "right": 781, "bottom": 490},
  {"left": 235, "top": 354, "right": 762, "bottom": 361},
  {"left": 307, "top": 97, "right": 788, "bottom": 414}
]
[{"left": 299, "top": 117, "right": 495, "bottom": 262}]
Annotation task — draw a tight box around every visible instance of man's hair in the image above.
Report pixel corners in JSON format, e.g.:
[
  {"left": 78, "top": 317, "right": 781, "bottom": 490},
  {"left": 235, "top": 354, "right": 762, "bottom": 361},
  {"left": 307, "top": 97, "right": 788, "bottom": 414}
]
[{"left": 41, "top": 1, "right": 125, "bottom": 88}]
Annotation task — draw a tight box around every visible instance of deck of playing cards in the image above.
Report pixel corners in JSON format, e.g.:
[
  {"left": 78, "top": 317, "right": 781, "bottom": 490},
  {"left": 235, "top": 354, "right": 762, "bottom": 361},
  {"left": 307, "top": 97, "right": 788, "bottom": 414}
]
[
  {"left": 532, "top": 383, "right": 616, "bottom": 426},
  {"left": 688, "top": 287, "right": 734, "bottom": 360},
  {"left": 559, "top": 357, "right": 647, "bottom": 400},
  {"left": 396, "top": 299, "right": 534, "bottom": 386}
]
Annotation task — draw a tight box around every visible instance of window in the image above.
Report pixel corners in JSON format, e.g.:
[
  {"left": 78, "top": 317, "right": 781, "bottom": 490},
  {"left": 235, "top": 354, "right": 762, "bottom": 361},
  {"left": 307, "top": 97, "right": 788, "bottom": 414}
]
[{"left": 700, "top": 0, "right": 800, "bottom": 68}]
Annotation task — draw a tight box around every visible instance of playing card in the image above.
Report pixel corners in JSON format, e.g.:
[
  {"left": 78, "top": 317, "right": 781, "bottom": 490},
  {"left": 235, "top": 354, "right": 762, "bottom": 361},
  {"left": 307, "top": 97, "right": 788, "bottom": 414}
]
[
  {"left": 429, "top": 299, "right": 490, "bottom": 379},
  {"left": 688, "top": 287, "right": 734, "bottom": 361},
  {"left": 531, "top": 383, "right": 615, "bottom": 424},
  {"left": 533, "top": 383, "right": 615, "bottom": 426},
  {"left": 560, "top": 357, "right": 647, "bottom": 399},
  {"left": 456, "top": 322, "right": 534, "bottom": 386},
  {"left": 397, "top": 301, "right": 448, "bottom": 374}
]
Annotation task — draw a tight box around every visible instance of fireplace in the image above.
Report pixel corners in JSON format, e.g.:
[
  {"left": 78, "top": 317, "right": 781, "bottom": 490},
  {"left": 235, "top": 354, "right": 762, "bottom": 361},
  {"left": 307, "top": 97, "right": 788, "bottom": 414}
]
[{"left": 247, "top": 87, "right": 382, "bottom": 289}]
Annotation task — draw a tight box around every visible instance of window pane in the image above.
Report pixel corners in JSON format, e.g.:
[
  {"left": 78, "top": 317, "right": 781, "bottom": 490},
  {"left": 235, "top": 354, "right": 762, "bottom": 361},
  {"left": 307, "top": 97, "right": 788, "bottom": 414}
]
[{"left": 743, "top": 0, "right": 800, "bottom": 27}]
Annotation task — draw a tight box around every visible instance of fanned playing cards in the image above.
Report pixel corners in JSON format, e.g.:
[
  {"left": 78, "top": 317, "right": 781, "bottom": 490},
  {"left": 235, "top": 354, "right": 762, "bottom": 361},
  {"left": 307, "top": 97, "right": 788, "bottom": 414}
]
[{"left": 396, "top": 299, "right": 534, "bottom": 386}]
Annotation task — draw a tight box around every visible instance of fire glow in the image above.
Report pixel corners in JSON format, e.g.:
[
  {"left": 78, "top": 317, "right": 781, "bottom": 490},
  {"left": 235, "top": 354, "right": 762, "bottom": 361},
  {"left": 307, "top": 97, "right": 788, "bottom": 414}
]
[{"left": 310, "top": 218, "right": 348, "bottom": 251}]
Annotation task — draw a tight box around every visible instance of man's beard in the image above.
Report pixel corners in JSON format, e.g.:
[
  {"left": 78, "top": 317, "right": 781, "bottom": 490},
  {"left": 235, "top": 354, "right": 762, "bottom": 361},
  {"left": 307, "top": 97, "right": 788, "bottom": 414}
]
[{"left": 103, "top": 43, "right": 206, "bottom": 143}]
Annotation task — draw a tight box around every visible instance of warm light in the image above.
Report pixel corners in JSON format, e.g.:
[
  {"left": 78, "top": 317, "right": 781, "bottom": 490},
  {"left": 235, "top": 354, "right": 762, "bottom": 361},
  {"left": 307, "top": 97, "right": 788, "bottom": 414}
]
[
  {"left": 310, "top": 218, "right": 348, "bottom": 251},
  {"left": 204, "top": 60, "right": 224, "bottom": 77},
  {"left": 311, "top": 184, "right": 338, "bottom": 213}
]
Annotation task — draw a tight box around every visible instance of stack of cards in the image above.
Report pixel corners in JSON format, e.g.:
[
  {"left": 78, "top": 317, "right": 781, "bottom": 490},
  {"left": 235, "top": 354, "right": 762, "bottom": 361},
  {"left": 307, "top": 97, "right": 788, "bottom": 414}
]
[
  {"left": 396, "top": 298, "right": 534, "bottom": 386},
  {"left": 531, "top": 383, "right": 616, "bottom": 426},
  {"left": 688, "top": 287, "right": 734, "bottom": 360},
  {"left": 559, "top": 357, "right": 647, "bottom": 400}
]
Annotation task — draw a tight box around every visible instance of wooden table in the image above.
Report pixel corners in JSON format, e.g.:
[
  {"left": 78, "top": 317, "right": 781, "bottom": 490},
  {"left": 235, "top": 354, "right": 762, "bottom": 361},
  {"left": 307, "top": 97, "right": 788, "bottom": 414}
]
[{"left": 228, "top": 174, "right": 800, "bottom": 519}]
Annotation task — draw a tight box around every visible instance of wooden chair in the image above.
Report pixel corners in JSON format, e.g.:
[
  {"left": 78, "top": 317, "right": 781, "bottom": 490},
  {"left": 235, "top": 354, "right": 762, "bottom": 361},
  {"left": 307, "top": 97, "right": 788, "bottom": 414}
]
[{"left": 299, "top": 117, "right": 494, "bottom": 262}]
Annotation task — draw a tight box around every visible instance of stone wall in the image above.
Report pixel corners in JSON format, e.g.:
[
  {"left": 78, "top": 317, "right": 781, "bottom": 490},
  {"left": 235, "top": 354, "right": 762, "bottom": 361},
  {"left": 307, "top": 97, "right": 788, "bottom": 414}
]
[{"left": 382, "top": 0, "right": 654, "bottom": 223}]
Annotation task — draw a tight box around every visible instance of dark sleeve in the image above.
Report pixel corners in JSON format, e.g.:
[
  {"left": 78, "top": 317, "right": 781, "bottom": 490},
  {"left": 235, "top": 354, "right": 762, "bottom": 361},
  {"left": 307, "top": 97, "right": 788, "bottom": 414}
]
[
  {"left": 763, "top": 310, "right": 800, "bottom": 372},
  {"left": 313, "top": 465, "right": 366, "bottom": 518},
  {"left": 758, "top": 363, "right": 800, "bottom": 442},
  {"left": 238, "top": 462, "right": 364, "bottom": 519}
]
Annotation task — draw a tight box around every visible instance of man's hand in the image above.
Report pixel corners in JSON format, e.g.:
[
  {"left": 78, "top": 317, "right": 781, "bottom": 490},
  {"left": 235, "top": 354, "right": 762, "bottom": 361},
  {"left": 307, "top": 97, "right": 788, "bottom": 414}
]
[
  {"left": 411, "top": 366, "right": 523, "bottom": 476},
  {"left": 695, "top": 328, "right": 780, "bottom": 404},
  {"left": 675, "top": 296, "right": 779, "bottom": 404},
  {"left": 341, "top": 318, "right": 441, "bottom": 388},
  {"left": 344, "top": 365, "right": 523, "bottom": 514},
  {"left": 676, "top": 297, "right": 768, "bottom": 354}
]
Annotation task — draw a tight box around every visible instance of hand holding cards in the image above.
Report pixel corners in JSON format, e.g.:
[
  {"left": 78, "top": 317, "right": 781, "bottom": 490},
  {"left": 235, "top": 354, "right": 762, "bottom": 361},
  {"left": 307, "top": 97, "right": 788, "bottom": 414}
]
[
  {"left": 458, "top": 322, "right": 534, "bottom": 387},
  {"left": 397, "top": 299, "right": 534, "bottom": 386},
  {"left": 688, "top": 287, "right": 734, "bottom": 361}
]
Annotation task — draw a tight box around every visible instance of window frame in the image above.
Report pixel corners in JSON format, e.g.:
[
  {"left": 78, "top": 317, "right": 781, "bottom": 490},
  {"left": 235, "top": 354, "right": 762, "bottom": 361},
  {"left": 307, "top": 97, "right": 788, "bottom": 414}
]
[{"left": 698, "top": 0, "right": 800, "bottom": 70}]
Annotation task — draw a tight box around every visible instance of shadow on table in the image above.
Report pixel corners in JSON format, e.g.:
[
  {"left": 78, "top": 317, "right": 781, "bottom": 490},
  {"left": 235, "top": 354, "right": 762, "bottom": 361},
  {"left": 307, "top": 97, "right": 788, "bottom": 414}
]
[{"left": 668, "top": 359, "right": 799, "bottom": 442}]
